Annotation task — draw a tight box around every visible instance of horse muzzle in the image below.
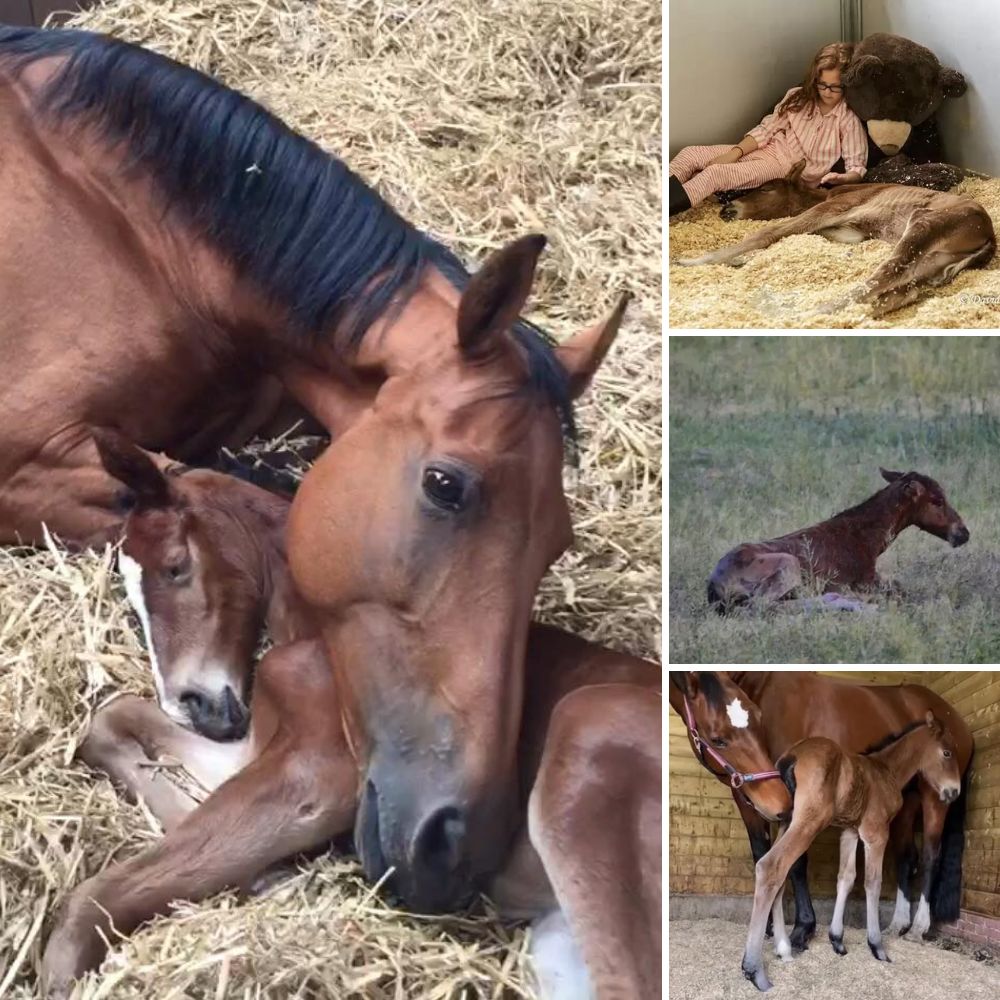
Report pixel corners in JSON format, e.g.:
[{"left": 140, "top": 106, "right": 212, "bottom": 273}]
[
  {"left": 949, "top": 525, "right": 970, "bottom": 547},
  {"left": 939, "top": 785, "right": 960, "bottom": 804}
]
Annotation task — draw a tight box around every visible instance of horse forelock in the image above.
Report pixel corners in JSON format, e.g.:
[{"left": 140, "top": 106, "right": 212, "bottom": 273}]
[{"left": 0, "top": 26, "right": 575, "bottom": 449}]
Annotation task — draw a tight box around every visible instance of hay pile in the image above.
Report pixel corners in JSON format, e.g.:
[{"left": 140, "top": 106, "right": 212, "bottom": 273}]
[
  {"left": 669, "top": 177, "right": 1000, "bottom": 328},
  {"left": 0, "top": 1, "right": 661, "bottom": 996}
]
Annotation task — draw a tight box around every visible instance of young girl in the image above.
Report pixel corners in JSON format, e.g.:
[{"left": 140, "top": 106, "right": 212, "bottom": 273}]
[{"left": 669, "top": 43, "right": 868, "bottom": 216}]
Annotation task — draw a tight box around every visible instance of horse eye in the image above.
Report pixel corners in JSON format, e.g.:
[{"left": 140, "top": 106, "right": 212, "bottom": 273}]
[
  {"left": 422, "top": 467, "right": 467, "bottom": 511},
  {"left": 164, "top": 560, "right": 191, "bottom": 584},
  {"left": 711, "top": 737, "right": 728, "bottom": 748},
  {"left": 943, "top": 749, "right": 952, "bottom": 758}
]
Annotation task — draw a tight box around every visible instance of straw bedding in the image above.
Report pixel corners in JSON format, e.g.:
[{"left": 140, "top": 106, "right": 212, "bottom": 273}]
[
  {"left": 669, "top": 177, "right": 1000, "bottom": 329},
  {"left": 0, "top": 1, "right": 661, "bottom": 996},
  {"left": 670, "top": 917, "right": 999, "bottom": 1000}
]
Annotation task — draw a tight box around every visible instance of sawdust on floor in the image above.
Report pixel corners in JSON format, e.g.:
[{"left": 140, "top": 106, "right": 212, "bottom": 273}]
[{"left": 669, "top": 177, "right": 1000, "bottom": 329}]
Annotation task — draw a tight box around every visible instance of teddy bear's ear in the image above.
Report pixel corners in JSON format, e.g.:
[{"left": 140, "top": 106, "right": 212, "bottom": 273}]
[
  {"left": 940, "top": 66, "right": 967, "bottom": 99},
  {"left": 843, "top": 53, "right": 883, "bottom": 87}
]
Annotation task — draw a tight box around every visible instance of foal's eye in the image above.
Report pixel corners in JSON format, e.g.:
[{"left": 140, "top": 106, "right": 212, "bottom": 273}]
[
  {"left": 164, "top": 560, "right": 191, "bottom": 585},
  {"left": 943, "top": 749, "right": 952, "bottom": 758},
  {"left": 422, "top": 466, "right": 467, "bottom": 512}
]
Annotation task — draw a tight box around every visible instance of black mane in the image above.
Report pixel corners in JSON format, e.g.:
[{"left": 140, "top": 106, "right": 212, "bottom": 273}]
[
  {"left": 0, "top": 26, "right": 575, "bottom": 443},
  {"left": 861, "top": 719, "right": 924, "bottom": 756}
]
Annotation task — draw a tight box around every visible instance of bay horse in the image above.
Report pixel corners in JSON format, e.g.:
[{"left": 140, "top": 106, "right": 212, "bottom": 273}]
[
  {"left": 708, "top": 467, "right": 969, "bottom": 613},
  {"left": 722, "top": 673, "right": 973, "bottom": 951},
  {"left": 741, "top": 713, "right": 962, "bottom": 992},
  {"left": 39, "top": 433, "right": 661, "bottom": 999},
  {"left": 674, "top": 159, "right": 996, "bottom": 317},
  {"left": 0, "top": 25, "right": 627, "bottom": 914}
]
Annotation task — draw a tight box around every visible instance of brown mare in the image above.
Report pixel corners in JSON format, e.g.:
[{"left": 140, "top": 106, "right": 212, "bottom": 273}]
[
  {"left": 40, "top": 432, "right": 662, "bottom": 1000},
  {"left": 675, "top": 160, "right": 996, "bottom": 317},
  {"left": 708, "top": 467, "right": 969, "bottom": 613},
  {"left": 0, "top": 26, "right": 627, "bottom": 919},
  {"left": 741, "top": 713, "right": 962, "bottom": 992},
  {"left": 717, "top": 674, "right": 973, "bottom": 954}
]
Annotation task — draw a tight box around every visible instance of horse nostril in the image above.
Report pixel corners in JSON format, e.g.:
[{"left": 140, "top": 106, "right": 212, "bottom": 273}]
[
  {"left": 180, "top": 687, "right": 249, "bottom": 740},
  {"left": 411, "top": 804, "right": 466, "bottom": 876},
  {"left": 180, "top": 689, "right": 209, "bottom": 717}
]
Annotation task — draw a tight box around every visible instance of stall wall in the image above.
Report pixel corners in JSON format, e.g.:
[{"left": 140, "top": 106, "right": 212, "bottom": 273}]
[
  {"left": 668, "top": 0, "right": 840, "bottom": 157},
  {"left": 864, "top": 0, "right": 1000, "bottom": 177},
  {"left": 669, "top": 671, "right": 998, "bottom": 916}
]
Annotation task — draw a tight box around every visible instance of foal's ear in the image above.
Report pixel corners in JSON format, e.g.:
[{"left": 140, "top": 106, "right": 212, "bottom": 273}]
[
  {"left": 457, "top": 234, "right": 547, "bottom": 358},
  {"left": 925, "top": 710, "right": 943, "bottom": 735},
  {"left": 880, "top": 467, "right": 904, "bottom": 483},
  {"left": 555, "top": 292, "right": 630, "bottom": 398},
  {"left": 91, "top": 427, "right": 171, "bottom": 509}
]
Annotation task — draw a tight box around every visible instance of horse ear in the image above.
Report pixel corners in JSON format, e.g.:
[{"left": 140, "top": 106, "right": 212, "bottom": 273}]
[
  {"left": 880, "top": 467, "right": 903, "bottom": 483},
  {"left": 555, "top": 292, "right": 630, "bottom": 399},
  {"left": 669, "top": 671, "right": 698, "bottom": 698},
  {"left": 457, "top": 234, "right": 547, "bottom": 358},
  {"left": 91, "top": 427, "right": 171, "bottom": 509},
  {"left": 788, "top": 160, "right": 807, "bottom": 184}
]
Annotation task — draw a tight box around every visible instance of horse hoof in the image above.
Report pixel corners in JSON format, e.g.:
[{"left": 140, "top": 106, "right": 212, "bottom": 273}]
[
  {"left": 829, "top": 935, "right": 847, "bottom": 956},
  {"left": 790, "top": 923, "right": 815, "bottom": 951},
  {"left": 892, "top": 922, "right": 912, "bottom": 937},
  {"left": 868, "top": 940, "right": 890, "bottom": 962},
  {"left": 741, "top": 961, "right": 772, "bottom": 992}
]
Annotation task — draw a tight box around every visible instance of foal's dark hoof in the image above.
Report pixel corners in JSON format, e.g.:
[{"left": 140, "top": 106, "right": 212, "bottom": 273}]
[
  {"left": 741, "top": 958, "right": 772, "bottom": 992},
  {"left": 829, "top": 934, "right": 847, "bottom": 956},
  {"left": 868, "top": 940, "right": 891, "bottom": 962}
]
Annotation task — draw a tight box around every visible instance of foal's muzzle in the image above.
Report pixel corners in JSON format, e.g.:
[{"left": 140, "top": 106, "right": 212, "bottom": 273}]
[
  {"left": 180, "top": 685, "right": 249, "bottom": 741},
  {"left": 949, "top": 525, "right": 970, "bottom": 547}
]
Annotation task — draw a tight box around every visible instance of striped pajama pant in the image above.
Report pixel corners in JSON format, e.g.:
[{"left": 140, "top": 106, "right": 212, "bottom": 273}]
[{"left": 669, "top": 144, "right": 794, "bottom": 208}]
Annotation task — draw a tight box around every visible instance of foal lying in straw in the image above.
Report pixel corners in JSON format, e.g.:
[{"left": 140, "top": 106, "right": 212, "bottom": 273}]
[
  {"left": 707, "top": 467, "right": 969, "bottom": 613},
  {"left": 741, "top": 712, "right": 961, "bottom": 992},
  {"left": 675, "top": 160, "right": 995, "bottom": 318}
]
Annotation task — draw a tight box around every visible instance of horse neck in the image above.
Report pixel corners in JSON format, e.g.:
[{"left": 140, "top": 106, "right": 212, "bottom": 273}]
[
  {"left": 788, "top": 185, "right": 829, "bottom": 215},
  {"left": 868, "top": 725, "right": 931, "bottom": 789},
  {"left": 830, "top": 485, "right": 913, "bottom": 555}
]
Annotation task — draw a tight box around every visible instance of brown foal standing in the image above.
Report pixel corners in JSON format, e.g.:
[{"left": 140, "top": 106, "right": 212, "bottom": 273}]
[
  {"left": 708, "top": 467, "right": 969, "bottom": 612},
  {"left": 675, "top": 160, "right": 996, "bottom": 318},
  {"left": 741, "top": 712, "right": 962, "bottom": 992},
  {"left": 40, "top": 431, "right": 662, "bottom": 1000}
]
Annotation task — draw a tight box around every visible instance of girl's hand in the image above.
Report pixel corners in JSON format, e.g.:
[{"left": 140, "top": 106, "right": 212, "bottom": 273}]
[{"left": 820, "top": 172, "right": 844, "bottom": 186}]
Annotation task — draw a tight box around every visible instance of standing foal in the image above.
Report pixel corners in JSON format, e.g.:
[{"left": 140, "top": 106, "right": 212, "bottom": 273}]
[{"left": 741, "top": 711, "right": 962, "bottom": 991}]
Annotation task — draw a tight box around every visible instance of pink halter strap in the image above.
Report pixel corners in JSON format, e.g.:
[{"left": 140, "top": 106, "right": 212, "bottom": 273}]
[{"left": 682, "top": 695, "right": 782, "bottom": 789}]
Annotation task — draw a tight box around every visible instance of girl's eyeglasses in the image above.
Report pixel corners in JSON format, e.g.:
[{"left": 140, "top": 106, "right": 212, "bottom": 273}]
[{"left": 817, "top": 83, "right": 845, "bottom": 93}]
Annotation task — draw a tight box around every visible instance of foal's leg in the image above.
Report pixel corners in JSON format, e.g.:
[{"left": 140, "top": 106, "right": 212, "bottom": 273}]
[
  {"left": 767, "top": 825, "right": 793, "bottom": 961},
  {"left": 674, "top": 201, "right": 853, "bottom": 267},
  {"left": 860, "top": 830, "right": 891, "bottom": 961},
  {"left": 41, "top": 641, "right": 356, "bottom": 999},
  {"left": 78, "top": 694, "right": 252, "bottom": 831},
  {"left": 886, "top": 795, "right": 920, "bottom": 935},
  {"left": 742, "top": 812, "right": 826, "bottom": 992},
  {"left": 828, "top": 828, "right": 859, "bottom": 955}
]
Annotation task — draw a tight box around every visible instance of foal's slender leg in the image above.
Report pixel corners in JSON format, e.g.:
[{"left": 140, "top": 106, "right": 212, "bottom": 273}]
[
  {"left": 767, "top": 825, "right": 793, "bottom": 961},
  {"left": 742, "top": 813, "right": 826, "bottom": 992},
  {"left": 860, "top": 831, "right": 891, "bottom": 961},
  {"left": 733, "top": 791, "right": 774, "bottom": 937},
  {"left": 78, "top": 694, "right": 250, "bottom": 831},
  {"left": 828, "top": 828, "right": 859, "bottom": 955},
  {"left": 787, "top": 850, "right": 817, "bottom": 951}
]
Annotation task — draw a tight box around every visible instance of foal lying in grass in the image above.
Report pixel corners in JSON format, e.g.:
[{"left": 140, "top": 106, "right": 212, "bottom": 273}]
[
  {"left": 707, "top": 467, "right": 969, "bottom": 613},
  {"left": 741, "top": 712, "right": 961, "bottom": 992}
]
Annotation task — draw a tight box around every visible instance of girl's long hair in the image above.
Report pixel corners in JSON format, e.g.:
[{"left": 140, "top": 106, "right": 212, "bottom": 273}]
[{"left": 779, "top": 42, "right": 854, "bottom": 114}]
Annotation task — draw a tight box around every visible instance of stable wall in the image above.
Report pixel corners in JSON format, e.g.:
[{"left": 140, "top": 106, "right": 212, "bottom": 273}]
[{"left": 669, "top": 671, "right": 999, "bottom": 918}]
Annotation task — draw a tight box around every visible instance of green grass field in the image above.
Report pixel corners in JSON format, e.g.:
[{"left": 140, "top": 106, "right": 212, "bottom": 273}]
[{"left": 669, "top": 336, "right": 1000, "bottom": 663}]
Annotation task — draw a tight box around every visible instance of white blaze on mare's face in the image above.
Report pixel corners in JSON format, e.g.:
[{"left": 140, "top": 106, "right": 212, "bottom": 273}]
[
  {"left": 119, "top": 552, "right": 167, "bottom": 707},
  {"left": 727, "top": 697, "right": 750, "bottom": 729}
]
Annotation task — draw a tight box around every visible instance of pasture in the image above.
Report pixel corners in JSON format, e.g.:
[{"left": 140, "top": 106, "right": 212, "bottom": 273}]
[
  {"left": 0, "top": 0, "right": 660, "bottom": 997},
  {"left": 669, "top": 336, "right": 1000, "bottom": 663}
]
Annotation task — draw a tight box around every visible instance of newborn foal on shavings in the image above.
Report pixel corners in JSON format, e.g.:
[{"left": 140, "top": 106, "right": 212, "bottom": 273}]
[
  {"left": 675, "top": 161, "right": 995, "bottom": 320},
  {"left": 707, "top": 467, "right": 969, "bottom": 614}
]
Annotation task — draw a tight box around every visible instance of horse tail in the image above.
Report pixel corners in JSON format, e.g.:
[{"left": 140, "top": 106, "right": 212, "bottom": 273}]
[
  {"left": 931, "top": 746, "right": 973, "bottom": 922},
  {"left": 777, "top": 754, "right": 797, "bottom": 800}
]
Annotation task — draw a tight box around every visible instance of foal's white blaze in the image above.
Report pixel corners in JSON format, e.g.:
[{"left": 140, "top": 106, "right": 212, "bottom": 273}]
[
  {"left": 119, "top": 553, "right": 166, "bottom": 702},
  {"left": 530, "top": 909, "right": 594, "bottom": 1000},
  {"left": 726, "top": 697, "right": 750, "bottom": 729}
]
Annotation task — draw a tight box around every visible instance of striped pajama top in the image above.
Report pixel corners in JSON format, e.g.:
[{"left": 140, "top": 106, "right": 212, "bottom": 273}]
[{"left": 747, "top": 87, "right": 869, "bottom": 186}]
